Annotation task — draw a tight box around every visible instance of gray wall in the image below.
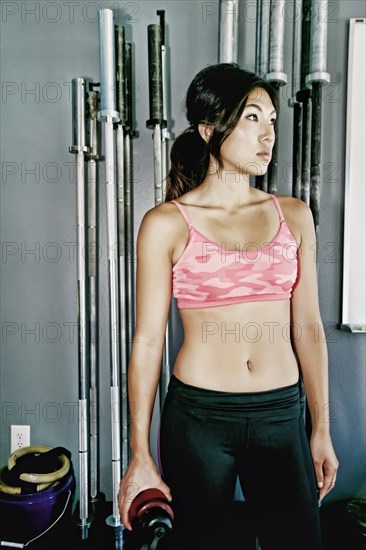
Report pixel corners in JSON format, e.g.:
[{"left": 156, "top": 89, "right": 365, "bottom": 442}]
[{"left": 1, "top": 0, "right": 365, "bottom": 508}]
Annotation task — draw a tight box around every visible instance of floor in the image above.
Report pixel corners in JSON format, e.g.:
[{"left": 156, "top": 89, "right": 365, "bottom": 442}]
[
  {"left": 0, "top": 498, "right": 255, "bottom": 550},
  {"left": 0, "top": 497, "right": 362, "bottom": 549}
]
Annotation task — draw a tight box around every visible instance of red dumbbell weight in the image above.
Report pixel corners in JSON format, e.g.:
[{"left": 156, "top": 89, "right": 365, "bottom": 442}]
[{"left": 128, "top": 488, "right": 174, "bottom": 547}]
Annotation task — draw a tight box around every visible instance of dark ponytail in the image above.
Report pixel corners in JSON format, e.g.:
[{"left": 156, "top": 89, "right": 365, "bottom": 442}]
[
  {"left": 165, "top": 126, "right": 210, "bottom": 200},
  {"left": 164, "top": 62, "right": 280, "bottom": 202}
]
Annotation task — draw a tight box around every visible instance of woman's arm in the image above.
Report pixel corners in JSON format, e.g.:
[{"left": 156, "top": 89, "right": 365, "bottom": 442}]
[
  {"left": 128, "top": 204, "right": 175, "bottom": 459},
  {"left": 289, "top": 198, "right": 339, "bottom": 501},
  {"left": 290, "top": 199, "right": 329, "bottom": 432},
  {"left": 118, "top": 204, "right": 175, "bottom": 528}
]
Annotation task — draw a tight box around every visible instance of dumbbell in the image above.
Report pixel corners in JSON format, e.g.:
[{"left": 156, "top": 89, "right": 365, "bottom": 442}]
[{"left": 128, "top": 488, "right": 174, "bottom": 549}]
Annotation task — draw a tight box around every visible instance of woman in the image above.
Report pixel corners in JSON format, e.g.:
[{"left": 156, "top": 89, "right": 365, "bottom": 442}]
[{"left": 118, "top": 63, "right": 339, "bottom": 550}]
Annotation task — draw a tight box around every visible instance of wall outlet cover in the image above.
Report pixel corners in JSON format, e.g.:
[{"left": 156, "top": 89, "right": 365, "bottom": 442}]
[{"left": 10, "top": 425, "right": 30, "bottom": 454}]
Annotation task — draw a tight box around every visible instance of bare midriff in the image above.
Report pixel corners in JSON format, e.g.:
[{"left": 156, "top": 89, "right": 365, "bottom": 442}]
[{"left": 173, "top": 298, "right": 300, "bottom": 392}]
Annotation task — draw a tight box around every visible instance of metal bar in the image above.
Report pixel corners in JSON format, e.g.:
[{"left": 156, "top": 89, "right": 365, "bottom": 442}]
[
  {"left": 292, "top": 0, "right": 303, "bottom": 101},
  {"left": 218, "top": 0, "right": 239, "bottom": 63},
  {"left": 266, "top": 0, "right": 287, "bottom": 195},
  {"left": 293, "top": 101, "right": 310, "bottom": 427},
  {"left": 117, "top": 122, "right": 129, "bottom": 478},
  {"left": 124, "top": 42, "right": 134, "bottom": 133},
  {"left": 310, "top": 82, "right": 321, "bottom": 227},
  {"left": 69, "top": 77, "right": 92, "bottom": 538},
  {"left": 267, "top": 0, "right": 287, "bottom": 83},
  {"left": 153, "top": 125, "right": 163, "bottom": 204},
  {"left": 124, "top": 128, "right": 134, "bottom": 367},
  {"left": 259, "top": 0, "right": 270, "bottom": 78},
  {"left": 115, "top": 24, "right": 129, "bottom": 479},
  {"left": 305, "top": 0, "right": 331, "bottom": 227},
  {"left": 301, "top": 0, "right": 312, "bottom": 90},
  {"left": 255, "top": 0, "right": 262, "bottom": 74},
  {"left": 299, "top": 0, "right": 312, "bottom": 205},
  {"left": 97, "top": 8, "right": 122, "bottom": 528},
  {"left": 88, "top": 162, "right": 98, "bottom": 500},
  {"left": 115, "top": 26, "right": 127, "bottom": 126},
  {"left": 290, "top": 0, "right": 303, "bottom": 200},
  {"left": 306, "top": 0, "right": 330, "bottom": 80},
  {"left": 147, "top": 24, "right": 164, "bottom": 130},
  {"left": 147, "top": 23, "right": 165, "bottom": 204},
  {"left": 123, "top": 40, "right": 137, "bottom": 466},
  {"left": 86, "top": 87, "right": 102, "bottom": 503},
  {"left": 292, "top": 101, "right": 303, "bottom": 200},
  {"left": 300, "top": 89, "right": 312, "bottom": 205},
  {"left": 122, "top": 127, "right": 131, "bottom": 472},
  {"left": 267, "top": 84, "right": 279, "bottom": 195},
  {"left": 255, "top": 0, "right": 268, "bottom": 191}
]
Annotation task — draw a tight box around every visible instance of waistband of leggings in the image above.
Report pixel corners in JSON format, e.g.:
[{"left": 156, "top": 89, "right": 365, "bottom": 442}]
[{"left": 168, "top": 373, "right": 301, "bottom": 412}]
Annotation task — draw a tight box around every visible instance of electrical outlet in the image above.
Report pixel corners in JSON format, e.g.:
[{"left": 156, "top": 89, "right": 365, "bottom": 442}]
[{"left": 10, "top": 425, "right": 30, "bottom": 454}]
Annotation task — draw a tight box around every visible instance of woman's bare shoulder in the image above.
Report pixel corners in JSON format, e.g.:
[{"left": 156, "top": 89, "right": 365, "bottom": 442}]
[
  {"left": 140, "top": 200, "right": 187, "bottom": 229},
  {"left": 277, "top": 194, "right": 312, "bottom": 222},
  {"left": 276, "top": 193, "right": 306, "bottom": 212},
  {"left": 137, "top": 200, "right": 187, "bottom": 256},
  {"left": 167, "top": 188, "right": 203, "bottom": 206},
  {"left": 276, "top": 195, "right": 312, "bottom": 246}
]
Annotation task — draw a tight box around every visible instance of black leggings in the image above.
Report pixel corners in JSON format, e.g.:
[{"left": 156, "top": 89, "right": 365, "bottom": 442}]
[{"left": 158, "top": 374, "right": 322, "bottom": 550}]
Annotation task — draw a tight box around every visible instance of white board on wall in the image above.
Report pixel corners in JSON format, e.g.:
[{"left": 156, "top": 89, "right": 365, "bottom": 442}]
[{"left": 341, "top": 18, "right": 366, "bottom": 333}]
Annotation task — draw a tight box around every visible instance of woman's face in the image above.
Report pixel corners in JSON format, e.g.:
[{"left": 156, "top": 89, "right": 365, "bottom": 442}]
[{"left": 218, "top": 87, "right": 277, "bottom": 178}]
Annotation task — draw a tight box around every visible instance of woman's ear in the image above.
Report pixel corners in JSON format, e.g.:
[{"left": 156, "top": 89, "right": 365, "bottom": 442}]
[{"left": 198, "top": 123, "right": 214, "bottom": 143}]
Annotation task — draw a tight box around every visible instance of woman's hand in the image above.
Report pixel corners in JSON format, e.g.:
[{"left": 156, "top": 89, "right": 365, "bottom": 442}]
[
  {"left": 310, "top": 431, "right": 339, "bottom": 503},
  {"left": 118, "top": 453, "right": 172, "bottom": 531}
]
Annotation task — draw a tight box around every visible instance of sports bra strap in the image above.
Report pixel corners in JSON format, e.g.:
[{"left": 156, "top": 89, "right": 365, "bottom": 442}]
[
  {"left": 170, "top": 200, "right": 193, "bottom": 229},
  {"left": 271, "top": 194, "right": 285, "bottom": 222}
]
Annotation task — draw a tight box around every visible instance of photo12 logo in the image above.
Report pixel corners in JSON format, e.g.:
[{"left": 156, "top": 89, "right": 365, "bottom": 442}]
[{"left": 1, "top": 2, "right": 140, "bottom": 25}]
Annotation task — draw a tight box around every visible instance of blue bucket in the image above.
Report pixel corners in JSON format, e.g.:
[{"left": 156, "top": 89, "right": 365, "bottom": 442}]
[{"left": 0, "top": 468, "right": 75, "bottom": 544}]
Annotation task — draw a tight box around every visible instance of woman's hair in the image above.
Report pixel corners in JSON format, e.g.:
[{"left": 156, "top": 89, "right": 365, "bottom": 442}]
[{"left": 164, "top": 63, "right": 280, "bottom": 201}]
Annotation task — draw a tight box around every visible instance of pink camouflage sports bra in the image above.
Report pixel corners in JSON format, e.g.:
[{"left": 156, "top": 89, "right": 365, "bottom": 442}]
[{"left": 170, "top": 194, "right": 299, "bottom": 309}]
